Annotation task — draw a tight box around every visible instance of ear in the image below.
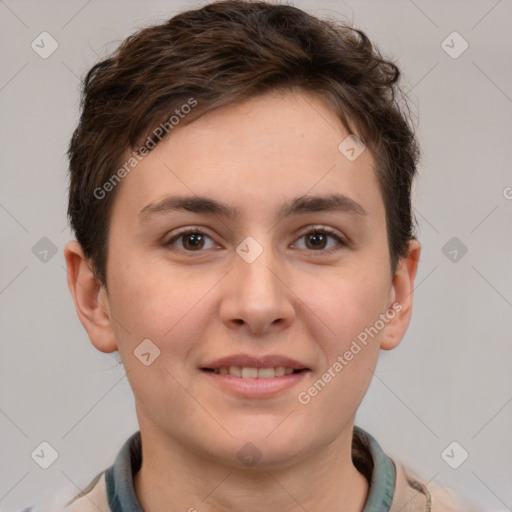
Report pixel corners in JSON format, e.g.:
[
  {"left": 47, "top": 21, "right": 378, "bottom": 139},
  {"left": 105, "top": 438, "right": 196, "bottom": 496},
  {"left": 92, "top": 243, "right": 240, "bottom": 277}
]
[
  {"left": 64, "top": 240, "right": 118, "bottom": 353},
  {"left": 380, "top": 239, "right": 421, "bottom": 351}
]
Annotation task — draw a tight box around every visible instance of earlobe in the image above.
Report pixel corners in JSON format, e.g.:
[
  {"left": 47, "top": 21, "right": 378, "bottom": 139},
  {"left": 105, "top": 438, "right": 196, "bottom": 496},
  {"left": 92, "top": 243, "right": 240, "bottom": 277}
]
[
  {"left": 380, "top": 239, "right": 421, "bottom": 351},
  {"left": 64, "top": 240, "right": 118, "bottom": 353}
]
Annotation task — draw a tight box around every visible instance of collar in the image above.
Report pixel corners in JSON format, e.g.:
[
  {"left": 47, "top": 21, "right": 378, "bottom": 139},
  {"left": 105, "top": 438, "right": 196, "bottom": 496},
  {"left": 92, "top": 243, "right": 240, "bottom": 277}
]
[{"left": 104, "top": 426, "right": 396, "bottom": 512}]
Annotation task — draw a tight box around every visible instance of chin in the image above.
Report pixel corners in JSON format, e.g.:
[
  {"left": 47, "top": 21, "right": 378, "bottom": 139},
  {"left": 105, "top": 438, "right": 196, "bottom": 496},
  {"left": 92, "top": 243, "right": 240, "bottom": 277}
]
[{"left": 226, "top": 427, "right": 312, "bottom": 470}]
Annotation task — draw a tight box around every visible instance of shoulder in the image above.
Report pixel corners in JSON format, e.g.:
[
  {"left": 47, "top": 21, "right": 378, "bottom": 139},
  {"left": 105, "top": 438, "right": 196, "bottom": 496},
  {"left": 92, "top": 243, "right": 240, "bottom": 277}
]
[
  {"left": 392, "top": 460, "right": 484, "bottom": 512},
  {"left": 16, "top": 471, "right": 109, "bottom": 512}
]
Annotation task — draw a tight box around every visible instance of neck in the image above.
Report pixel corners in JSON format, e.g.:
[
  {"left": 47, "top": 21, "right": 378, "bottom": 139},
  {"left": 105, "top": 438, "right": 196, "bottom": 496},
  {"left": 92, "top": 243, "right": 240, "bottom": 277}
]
[{"left": 133, "top": 424, "right": 369, "bottom": 512}]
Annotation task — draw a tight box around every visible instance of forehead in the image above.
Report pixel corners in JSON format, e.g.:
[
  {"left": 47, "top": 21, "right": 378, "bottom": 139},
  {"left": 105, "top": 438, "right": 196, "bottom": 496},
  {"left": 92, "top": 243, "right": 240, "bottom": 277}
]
[{"left": 111, "top": 89, "right": 383, "bottom": 224}]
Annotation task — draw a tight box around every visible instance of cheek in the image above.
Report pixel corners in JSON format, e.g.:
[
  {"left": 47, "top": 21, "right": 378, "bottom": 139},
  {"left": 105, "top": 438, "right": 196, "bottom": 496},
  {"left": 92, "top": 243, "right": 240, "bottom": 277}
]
[
  {"left": 106, "top": 261, "right": 206, "bottom": 411},
  {"left": 295, "top": 275, "right": 386, "bottom": 421},
  {"left": 296, "top": 267, "right": 391, "bottom": 353},
  {"left": 107, "top": 254, "right": 217, "bottom": 365}
]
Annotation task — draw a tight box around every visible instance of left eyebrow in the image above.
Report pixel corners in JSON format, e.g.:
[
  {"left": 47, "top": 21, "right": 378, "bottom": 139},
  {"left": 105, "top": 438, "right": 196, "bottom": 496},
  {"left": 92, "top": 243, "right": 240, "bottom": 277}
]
[{"left": 138, "top": 193, "right": 367, "bottom": 222}]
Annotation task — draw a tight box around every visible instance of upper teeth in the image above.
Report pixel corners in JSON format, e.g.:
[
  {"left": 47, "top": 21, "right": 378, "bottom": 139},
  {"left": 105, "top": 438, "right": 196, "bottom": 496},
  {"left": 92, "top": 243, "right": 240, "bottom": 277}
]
[{"left": 213, "top": 366, "right": 296, "bottom": 378}]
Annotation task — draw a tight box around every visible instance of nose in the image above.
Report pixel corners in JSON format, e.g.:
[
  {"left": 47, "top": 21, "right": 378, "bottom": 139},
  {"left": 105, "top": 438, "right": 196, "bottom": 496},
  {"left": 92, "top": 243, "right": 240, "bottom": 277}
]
[{"left": 219, "top": 245, "right": 295, "bottom": 335}]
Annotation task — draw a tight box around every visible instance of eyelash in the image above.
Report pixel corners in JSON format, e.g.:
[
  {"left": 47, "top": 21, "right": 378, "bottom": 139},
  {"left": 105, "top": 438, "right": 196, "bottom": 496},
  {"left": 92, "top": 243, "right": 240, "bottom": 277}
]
[{"left": 164, "top": 226, "right": 346, "bottom": 254}]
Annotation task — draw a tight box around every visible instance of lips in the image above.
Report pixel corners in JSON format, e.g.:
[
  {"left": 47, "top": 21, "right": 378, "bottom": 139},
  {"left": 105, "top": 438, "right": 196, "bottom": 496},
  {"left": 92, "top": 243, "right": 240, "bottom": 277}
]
[
  {"left": 201, "top": 354, "right": 310, "bottom": 379},
  {"left": 201, "top": 355, "right": 310, "bottom": 398},
  {"left": 204, "top": 366, "right": 300, "bottom": 379}
]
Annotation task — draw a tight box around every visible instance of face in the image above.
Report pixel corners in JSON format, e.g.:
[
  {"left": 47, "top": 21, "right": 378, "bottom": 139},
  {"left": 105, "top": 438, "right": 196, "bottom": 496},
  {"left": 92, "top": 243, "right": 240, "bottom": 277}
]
[{"left": 69, "top": 89, "right": 418, "bottom": 470}]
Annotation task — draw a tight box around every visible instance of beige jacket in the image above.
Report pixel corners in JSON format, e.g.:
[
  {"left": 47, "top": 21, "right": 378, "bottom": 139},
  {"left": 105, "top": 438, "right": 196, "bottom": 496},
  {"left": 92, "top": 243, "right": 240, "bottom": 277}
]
[{"left": 391, "top": 462, "right": 481, "bottom": 511}]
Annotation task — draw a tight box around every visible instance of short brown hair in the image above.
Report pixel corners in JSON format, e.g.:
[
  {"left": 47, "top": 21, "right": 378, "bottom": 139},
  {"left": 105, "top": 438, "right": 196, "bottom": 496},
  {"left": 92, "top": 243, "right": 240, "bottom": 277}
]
[{"left": 67, "top": 0, "right": 419, "bottom": 286}]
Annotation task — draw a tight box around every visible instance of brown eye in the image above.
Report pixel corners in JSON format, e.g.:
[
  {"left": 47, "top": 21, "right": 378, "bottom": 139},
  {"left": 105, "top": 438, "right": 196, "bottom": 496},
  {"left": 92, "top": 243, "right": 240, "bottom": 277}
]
[
  {"left": 165, "top": 229, "right": 217, "bottom": 251},
  {"left": 305, "top": 232, "right": 328, "bottom": 250},
  {"left": 294, "top": 228, "right": 345, "bottom": 252},
  {"left": 182, "top": 232, "right": 206, "bottom": 250}
]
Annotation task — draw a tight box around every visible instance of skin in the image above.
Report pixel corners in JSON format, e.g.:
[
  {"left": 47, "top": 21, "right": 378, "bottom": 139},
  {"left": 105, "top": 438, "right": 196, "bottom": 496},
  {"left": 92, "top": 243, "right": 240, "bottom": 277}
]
[{"left": 65, "top": 89, "right": 420, "bottom": 512}]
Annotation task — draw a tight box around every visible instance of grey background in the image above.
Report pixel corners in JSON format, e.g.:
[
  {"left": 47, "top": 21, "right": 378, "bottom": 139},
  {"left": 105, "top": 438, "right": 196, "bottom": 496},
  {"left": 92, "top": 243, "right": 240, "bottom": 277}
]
[{"left": 1, "top": 0, "right": 511, "bottom": 510}]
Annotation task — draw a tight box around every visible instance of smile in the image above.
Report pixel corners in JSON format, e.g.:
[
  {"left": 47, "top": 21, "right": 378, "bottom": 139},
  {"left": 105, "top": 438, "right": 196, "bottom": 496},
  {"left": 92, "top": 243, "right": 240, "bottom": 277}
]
[
  {"left": 203, "top": 366, "right": 304, "bottom": 378},
  {"left": 201, "top": 367, "right": 310, "bottom": 398}
]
